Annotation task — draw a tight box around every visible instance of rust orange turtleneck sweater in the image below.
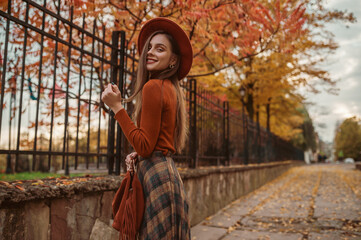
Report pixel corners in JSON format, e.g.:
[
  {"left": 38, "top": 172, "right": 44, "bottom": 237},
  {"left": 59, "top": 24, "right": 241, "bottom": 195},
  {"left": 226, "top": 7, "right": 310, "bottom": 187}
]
[{"left": 114, "top": 79, "right": 176, "bottom": 158}]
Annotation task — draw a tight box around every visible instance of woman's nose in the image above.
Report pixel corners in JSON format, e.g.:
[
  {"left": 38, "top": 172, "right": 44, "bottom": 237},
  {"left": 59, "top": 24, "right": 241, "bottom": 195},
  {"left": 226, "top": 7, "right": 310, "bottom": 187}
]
[{"left": 147, "top": 47, "right": 154, "bottom": 55}]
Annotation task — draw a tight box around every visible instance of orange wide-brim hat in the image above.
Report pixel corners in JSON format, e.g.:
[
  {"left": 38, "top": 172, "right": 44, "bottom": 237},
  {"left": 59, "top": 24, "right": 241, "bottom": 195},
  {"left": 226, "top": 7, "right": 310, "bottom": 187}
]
[{"left": 138, "top": 17, "right": 193, "bottom": 80}]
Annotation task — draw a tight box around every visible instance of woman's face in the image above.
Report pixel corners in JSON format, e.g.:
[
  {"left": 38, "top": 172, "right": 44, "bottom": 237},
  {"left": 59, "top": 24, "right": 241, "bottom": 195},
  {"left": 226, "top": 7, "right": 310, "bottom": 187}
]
[{"left": 146, "top": 34, "right": 176, "bottom": 73}]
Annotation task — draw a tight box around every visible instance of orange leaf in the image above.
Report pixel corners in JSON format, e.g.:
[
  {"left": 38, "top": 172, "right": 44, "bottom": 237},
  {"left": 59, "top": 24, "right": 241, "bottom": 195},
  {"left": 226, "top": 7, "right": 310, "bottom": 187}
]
[
  {"left": 0, "top": 0, "right": 8, "bottom": 10},
  {"left": 0, "top": 181, "right": 11, "bottom": 186},
  {"left": 15, "top": 185, "right": 25, "bottom": 191}
]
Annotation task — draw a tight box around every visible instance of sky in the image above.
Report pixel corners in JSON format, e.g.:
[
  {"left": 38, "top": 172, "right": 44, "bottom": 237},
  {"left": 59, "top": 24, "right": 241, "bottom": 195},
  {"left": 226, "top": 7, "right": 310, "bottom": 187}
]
[{"left": 304, "top": 0, "right": 361, "bottom": 143}]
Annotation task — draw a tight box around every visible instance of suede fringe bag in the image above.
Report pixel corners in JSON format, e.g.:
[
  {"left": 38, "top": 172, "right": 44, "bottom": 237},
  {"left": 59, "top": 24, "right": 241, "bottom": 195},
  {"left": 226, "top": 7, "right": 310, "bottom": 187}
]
[
  {"left": 112, "top": 80, "right": 163, "bottom": 239},
  {"left": 112, "top": 165, "right": 144, "bottom": 239}
]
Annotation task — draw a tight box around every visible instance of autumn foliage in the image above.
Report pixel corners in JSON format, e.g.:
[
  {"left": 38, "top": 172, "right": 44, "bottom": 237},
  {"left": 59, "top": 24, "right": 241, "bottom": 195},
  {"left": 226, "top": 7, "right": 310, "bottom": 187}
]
[
  {"left": 0, "top": 0, "right": 356, "bottom": 145},
  {"left": 334, "top": 117, "right": 361, "bottom": 161}
]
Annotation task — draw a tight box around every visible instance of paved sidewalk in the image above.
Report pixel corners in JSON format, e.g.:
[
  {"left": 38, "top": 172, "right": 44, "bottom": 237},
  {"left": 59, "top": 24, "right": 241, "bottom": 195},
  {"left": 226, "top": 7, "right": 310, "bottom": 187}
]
[{"left": 191, "top": 164, "right": 361, "bottom": 240}]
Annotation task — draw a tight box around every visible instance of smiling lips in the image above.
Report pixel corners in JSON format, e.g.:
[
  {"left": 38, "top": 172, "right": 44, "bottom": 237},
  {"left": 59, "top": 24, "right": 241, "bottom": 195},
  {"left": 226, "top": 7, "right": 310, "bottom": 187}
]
[{"left": 147, "top": 58, "right": 157, "bottom": 64}]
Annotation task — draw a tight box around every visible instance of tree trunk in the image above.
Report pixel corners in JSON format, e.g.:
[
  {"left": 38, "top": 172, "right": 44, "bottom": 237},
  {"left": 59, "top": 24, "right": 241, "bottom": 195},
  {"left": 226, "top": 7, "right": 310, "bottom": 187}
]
[
  {"left": 266, "top": 98, "right": 271, "bottom": 132},
  {"left": 244, "top": 57, "right": 254, "bottom": 121},
  {"left": 246, "top": 93, "right": 254, "bottom": 121}
]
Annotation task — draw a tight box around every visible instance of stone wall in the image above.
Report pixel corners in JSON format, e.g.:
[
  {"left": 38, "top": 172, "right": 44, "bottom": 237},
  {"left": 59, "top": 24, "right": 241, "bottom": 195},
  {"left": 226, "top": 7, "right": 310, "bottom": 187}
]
[
  {"left": 0, "top": 176, "right": 121, "bottom": 240},
  {"left": 0, "top": 161, "right": 302, "bottom": 239}
]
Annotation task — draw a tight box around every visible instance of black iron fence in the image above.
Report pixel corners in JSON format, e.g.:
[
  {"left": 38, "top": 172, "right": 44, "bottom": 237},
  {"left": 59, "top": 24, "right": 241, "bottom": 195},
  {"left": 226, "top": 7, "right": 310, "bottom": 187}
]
[
  {"left": 0, "top": 0, "right": 130, "bottom": 175},
  {"left": 178, "top": 79, "right": 304, "bottom": 168},
  {"left": 0, "top": 0, "right": 303, "bottom": 175}
]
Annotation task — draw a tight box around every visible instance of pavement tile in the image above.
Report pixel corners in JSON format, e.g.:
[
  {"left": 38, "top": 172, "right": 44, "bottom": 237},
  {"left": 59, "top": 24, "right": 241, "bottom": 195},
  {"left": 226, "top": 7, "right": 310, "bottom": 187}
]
[
  {"left": 253, "top": 200, "right": 310, "bottom": 218},
  {"left": 240, "top": 216, "right": 309, "bottom": 233},
  {"left": 191, "top": 225, "right": 227, "bottom": 240},
  {"left": 201, "top": 210, "right": 241, "bottom": 228},
  {"left": 222, "top": 203, "right": 250, "bottom": 217},
  {"left": 314, "top": 218, "right": 344, "bottom": 229},
  {"left": 223, "top": 229, "right": 303, "bottom": 240},
  {"left": 308, "top": 231, "right": 361, "bottom": 240}
]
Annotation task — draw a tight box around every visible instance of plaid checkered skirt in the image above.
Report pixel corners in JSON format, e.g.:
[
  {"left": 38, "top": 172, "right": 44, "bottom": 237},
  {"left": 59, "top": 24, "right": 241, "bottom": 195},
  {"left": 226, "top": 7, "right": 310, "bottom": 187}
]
[{"left": 137, "top": 151, "right": 190, "bottom": 240}]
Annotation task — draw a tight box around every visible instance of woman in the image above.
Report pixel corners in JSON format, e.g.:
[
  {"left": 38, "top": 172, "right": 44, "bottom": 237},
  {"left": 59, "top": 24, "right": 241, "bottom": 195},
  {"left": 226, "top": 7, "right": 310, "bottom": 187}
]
[{"left": 101, "top": 18, "right": 192, "bottom": 239}]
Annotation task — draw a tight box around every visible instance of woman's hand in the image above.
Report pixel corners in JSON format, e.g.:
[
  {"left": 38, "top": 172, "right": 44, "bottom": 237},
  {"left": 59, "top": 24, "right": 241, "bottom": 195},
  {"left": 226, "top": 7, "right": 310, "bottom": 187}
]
[
  {"left": 125, "top": 152, "right": 138, "bottom": 173},
  {"left": 101, "top": 83, "right": 124, "bottom": 114}
]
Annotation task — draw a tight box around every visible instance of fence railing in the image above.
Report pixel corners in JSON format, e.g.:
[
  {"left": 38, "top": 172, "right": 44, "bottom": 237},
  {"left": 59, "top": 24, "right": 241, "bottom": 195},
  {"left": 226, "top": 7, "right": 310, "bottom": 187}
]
[
  {"left": 177, "top": 79, "right": 304, "bottom": 168},
  {"left": 0, "top": 1, "right": 303, "bottom": 175},
  {"left": 0, "top": 0, "right": 128, "bottom": 175}
]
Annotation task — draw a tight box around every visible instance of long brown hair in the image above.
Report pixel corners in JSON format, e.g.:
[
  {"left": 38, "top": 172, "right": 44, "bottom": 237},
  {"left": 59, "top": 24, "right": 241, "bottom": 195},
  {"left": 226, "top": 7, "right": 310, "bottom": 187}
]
[{"left": 125, "top": 31, "right": 188, "bottom": 153}]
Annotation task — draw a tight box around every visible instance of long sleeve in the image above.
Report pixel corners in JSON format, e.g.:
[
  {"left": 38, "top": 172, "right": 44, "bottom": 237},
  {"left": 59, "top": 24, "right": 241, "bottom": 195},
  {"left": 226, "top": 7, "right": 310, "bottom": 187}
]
[{"left": 114, "top": 80, "right": 162, "bottom": 158}]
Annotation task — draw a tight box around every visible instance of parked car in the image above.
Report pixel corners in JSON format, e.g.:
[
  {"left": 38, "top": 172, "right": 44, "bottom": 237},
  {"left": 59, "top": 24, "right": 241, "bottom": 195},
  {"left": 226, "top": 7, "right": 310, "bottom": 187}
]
[{"left": 344, "top": 158, "right": 355, "bottom": 163}]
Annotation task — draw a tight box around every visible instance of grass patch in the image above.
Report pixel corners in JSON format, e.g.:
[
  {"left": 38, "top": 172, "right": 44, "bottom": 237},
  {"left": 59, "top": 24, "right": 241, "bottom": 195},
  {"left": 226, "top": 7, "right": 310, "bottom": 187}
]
[{"left": 0, "top": 172, "right": 106, "bottom": 182}]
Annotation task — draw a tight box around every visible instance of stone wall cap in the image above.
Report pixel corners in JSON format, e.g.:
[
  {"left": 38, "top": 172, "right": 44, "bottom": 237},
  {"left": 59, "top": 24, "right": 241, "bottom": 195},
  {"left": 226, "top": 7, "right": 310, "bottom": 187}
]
[
  {"left": 179, "top": 160, "right": 299, "bottom": 179},
  {"left": 0, "top": 161, "right": 303, "bottom": 206},
  {"left": 0, "top": 175, "right": 123, "bottom": 206}
]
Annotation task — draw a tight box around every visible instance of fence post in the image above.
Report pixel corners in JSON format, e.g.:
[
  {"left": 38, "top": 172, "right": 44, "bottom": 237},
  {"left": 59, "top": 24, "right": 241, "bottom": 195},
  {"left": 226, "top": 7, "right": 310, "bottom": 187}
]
[
  {"left": 274, "top": 136, "right": 278, "bottom": 162},
  {"left": 223, "top": 101, "right": 229, "bottom": 165},
  {"left": 115, "top": 31, "right": 126, "bottom": 176},
  {"left": 189, "top": 79, "right": 197, "bottom": 168},
  {"left": 243, "top": 106, "right": 249, "bottom": 165},
  {"left": 256, "top": 110, "right": 261, "bottom": 164},
  {"left": 107, "top": 31, "right": 120, "bottom": 175}
]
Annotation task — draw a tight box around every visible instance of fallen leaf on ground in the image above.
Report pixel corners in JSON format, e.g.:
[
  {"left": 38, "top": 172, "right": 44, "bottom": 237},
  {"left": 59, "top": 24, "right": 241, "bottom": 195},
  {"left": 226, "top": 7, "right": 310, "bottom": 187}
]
[
  {"left": 227, "top": 226, "right": 236, "bottom": 233},
  {"left": 15, "top": 185, "right": 25, "bottom": 191},
  {"left": 0, "top": 181, "right": 11, "bottom": 186}
]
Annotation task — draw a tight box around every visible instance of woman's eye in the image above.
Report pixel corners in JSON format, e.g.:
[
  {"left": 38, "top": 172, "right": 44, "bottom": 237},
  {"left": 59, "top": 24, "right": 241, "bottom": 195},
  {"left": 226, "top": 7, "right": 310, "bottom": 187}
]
[{"left": 157, "top": 48, "right": 164, "bottom": 52}]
